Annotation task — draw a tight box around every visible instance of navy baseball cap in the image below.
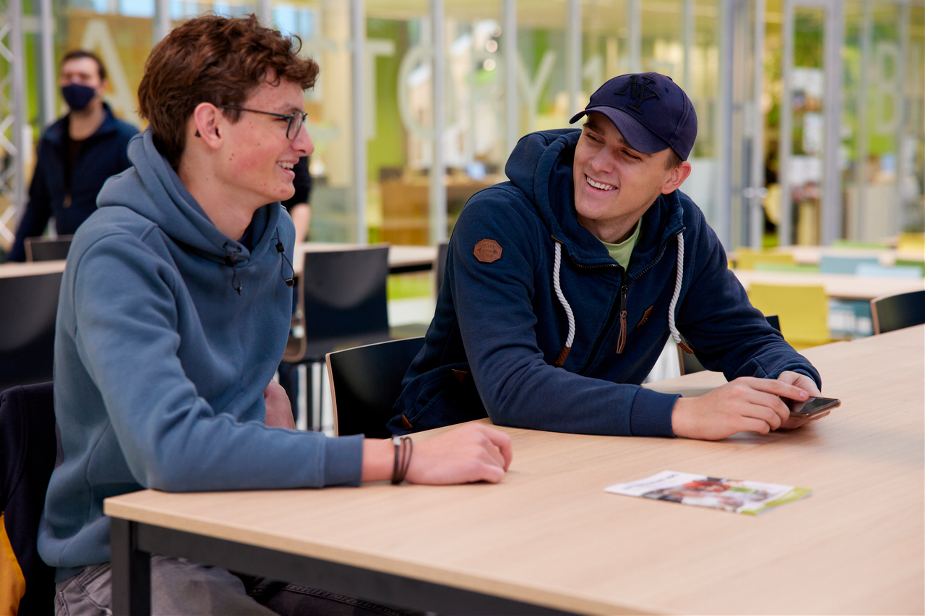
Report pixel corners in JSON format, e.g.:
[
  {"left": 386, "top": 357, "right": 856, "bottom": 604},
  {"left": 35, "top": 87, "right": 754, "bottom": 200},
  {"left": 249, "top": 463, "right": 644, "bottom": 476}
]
[{"left": 569, "top": 72, "right": 697, "bottom": 160}]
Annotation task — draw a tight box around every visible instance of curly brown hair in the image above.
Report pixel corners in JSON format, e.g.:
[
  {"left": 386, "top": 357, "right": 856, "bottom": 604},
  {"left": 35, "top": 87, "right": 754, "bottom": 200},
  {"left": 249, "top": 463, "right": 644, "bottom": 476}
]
[{"left": 137, "top": 14, "right": 319, "bottom": 168}]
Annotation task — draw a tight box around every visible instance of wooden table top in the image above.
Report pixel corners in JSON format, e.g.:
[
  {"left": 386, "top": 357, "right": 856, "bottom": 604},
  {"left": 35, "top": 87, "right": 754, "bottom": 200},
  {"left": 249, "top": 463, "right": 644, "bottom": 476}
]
[
  {"left": 846, "top": 323, "right": 925, "bottom": 348},
  {"left": 0, "top": 244, "right": 438, "bottom": 278},
  {"left": 729, "top": 246, "right": 924, "bottom": 266},
  {"left": 784, "top": 245, "right": 924, "bottom": 266},
  {"left": 732, "top": 268, "right": 925, "bottom": 300},
  {"left": 104, "top": 328, "right": 924, "bottom": 615},
  {"left": 0, "top": 260, "right": 66, "bottom": 278}
]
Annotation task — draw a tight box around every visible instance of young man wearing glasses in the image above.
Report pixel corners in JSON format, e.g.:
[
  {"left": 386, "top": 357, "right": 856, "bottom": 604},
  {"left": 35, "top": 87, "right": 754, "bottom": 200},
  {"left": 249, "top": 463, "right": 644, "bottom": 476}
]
[{"left": 41, "top": 15, "right": 511, "bottom": 616}]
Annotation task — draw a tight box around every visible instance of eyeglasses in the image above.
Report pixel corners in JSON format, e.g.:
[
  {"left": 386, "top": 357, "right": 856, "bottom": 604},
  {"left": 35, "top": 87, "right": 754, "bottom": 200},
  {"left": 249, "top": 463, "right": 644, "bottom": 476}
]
[{"left": 222, "top": 106, "right": 308, "bottom": 141}]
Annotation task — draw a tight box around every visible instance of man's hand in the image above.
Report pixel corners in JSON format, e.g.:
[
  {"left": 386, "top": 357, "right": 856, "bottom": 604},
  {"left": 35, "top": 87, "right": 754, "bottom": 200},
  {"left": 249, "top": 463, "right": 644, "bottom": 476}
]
[
  {"left": 671, "top": 373, "right": 823, "bottom": 440},
  {"left": 264, "top": 380, "right": 295, "bottom": 430},
  {"left": 775, "top": 370, "right": 827, "bottom": 430},
  {"left": 361, "top": 423, "right": 513, "bottom": 484}
]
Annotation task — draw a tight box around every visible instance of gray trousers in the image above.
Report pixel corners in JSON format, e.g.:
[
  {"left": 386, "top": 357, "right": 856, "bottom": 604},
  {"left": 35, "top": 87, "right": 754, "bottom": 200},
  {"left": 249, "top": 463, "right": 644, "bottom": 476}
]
[{"left": 54, "top": 555, "right": 412, "bottom": 616}]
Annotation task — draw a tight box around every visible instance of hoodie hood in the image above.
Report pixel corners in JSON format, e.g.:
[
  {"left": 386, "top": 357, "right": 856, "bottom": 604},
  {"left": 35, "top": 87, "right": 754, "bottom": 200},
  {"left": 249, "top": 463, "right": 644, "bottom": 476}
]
[
  {"left": 504, "top": 128, "right": 686, "bottom": 273},
  {"left": 97, "top": 129, "right": 279, "bottom": 269},
  {"left": 504, "top": 128, "right": 692, "bottom": 361}
]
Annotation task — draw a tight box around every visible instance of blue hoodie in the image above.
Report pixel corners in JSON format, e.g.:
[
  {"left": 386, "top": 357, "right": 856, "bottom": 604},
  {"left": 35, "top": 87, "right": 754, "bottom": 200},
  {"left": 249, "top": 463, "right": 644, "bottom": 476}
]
[
  {"left": 388, "top": 129, "right": 820, "bottom": 436},
  {"left": 39, "top": 130, "right": 363, "bottom": 581}
]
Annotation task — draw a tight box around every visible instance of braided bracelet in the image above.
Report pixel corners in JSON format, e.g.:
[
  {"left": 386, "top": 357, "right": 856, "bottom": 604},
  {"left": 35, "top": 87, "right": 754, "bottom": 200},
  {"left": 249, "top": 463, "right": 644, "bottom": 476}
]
[{"left": 391, "top": 436, "right": 413, "bottom": 484}]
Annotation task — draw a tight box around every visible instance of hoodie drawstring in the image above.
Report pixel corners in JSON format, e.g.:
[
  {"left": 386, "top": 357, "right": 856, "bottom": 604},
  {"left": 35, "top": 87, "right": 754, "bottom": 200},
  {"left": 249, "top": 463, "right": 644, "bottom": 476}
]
[
  {"left": 551, "top": 231, "right": 690, "bottom": 366},
  {"left": 553, "top": 241, "right": 576, "bottom": 366},
  {"left": 224, "top": 246, "right": 243, "bottom": 295},
  {"left": 668, "top": 233, "right": 692, "bottom": 353},
  {"left": 274, "top": 228, "right": 295, "bottom": 287}
]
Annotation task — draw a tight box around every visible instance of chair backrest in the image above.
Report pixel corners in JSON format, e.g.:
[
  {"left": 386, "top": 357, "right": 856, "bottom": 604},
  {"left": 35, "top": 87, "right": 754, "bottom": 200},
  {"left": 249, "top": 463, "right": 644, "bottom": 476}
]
[
  {"left": 752, "top": 262, "right": 820, "bottom": 273},
  {"left": 326, "top": 337, "right": 425, "bottom": 438},
  {"left": 435, "top": 241, "right": 449, "bottom": 295},
  {"left": 734, "top": 249, "right": 796, "bottom": 270},
  {"left": 818, "top": 254, "right": 880, "bottom": 274},
  {"left": 24, "top": 236, "right": 73, "bottom": 262},
  {"left": 855, "top": 263, "right": 924, "bottom": 278},
  {"left": 290, "top": 246, "right": 390, "bottom": 361},
  {"left": 0, "top": 382, "right": 56, "bottom": 615},
  {"left": 0, "top": 271, "right": 63, "bottom": 391},
  {"left": 830, "top": 239, "right": 890, "bottom": 250},
  {"left": 678, "top": 314, "right": 781, "bottom": 376},
  {"left": 747, "top": 283, "right": 829, "bottom": 350},
  {"left": 897, "top": 232, "right": 925, "bottom": 253},
  {"left": 870, "top": 290, "right": 925, "bottom": 335}
]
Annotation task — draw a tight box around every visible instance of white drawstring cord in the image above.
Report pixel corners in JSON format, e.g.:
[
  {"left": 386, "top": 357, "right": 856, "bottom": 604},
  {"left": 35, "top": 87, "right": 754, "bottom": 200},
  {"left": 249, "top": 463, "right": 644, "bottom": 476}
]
[
  {"left": 553, "top": 241, "right": 575, "bottom": 365},
  {"left": 667, "top": 233, "right": 691, "bottom": 353}
]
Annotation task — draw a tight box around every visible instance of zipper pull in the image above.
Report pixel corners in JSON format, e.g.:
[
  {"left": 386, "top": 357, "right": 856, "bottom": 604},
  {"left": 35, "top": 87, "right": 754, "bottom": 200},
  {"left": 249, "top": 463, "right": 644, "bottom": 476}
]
[{"left": 616, "top": 284, "right": 628, "bottom": 354}]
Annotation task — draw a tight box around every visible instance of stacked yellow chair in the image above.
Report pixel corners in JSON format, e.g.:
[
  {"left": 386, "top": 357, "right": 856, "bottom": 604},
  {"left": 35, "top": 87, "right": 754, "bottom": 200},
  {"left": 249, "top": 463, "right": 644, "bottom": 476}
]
[
  {"left": 747, "top": 283, "right": 830, "bottom": 350},
  {"left": 897, "top": 232, "right": 925, "bottom": 255},
  {"left": 733, "top": 248, "right": 797, "bottom": 270}
]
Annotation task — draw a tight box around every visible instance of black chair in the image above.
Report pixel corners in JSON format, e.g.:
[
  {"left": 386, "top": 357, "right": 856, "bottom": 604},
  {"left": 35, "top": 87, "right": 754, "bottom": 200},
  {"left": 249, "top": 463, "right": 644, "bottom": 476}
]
[
  {"left": 678, "top": 314, "right": 781, "bottom": 376},
  {"left": 283, "top": 246, "right": 391, "bottom": 430},
  {"left": 24, "top": 236, "right": 73, "bottom": 262},
  {"left": 870, "top": 290, "right": 925, "bottom": 335},
  {"left": 435, "top": 240, "right": 449, "bottom": 295},
  {"left": 0, "top": 270, "right": 64, "bottom": 391},
  {"left": 326, "top": 337, "right": 425, "bottom": 438},
  {"left": 0, "top": 382, "right": 57, "bottom": 615}
]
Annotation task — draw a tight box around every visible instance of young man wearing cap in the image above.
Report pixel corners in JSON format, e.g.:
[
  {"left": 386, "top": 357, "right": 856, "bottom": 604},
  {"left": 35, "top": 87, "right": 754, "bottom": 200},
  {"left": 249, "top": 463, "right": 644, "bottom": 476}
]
[
  {"left": 41, "top": 15, "right": 511, "bottom": 616},
  {"left": 388, "top": 73, "right": 826, "bottom": 441}
]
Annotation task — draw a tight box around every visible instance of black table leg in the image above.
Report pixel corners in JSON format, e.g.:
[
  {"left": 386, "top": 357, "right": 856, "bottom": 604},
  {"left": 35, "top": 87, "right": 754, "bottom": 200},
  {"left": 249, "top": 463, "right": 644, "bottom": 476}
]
[{"left": 110, "top": 518, "right": 151, "bottom": 616}]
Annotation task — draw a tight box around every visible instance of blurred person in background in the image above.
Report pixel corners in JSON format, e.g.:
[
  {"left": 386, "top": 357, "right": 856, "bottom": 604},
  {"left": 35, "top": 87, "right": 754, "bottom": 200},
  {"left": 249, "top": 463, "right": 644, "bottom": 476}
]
[{"left": 7, "top": 50, "right": 138, "bottom": 262}]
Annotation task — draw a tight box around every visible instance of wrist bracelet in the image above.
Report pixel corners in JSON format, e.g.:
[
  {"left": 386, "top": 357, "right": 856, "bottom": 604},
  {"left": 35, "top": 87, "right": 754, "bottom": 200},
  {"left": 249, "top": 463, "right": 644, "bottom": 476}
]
[{"left": 391, "top": 436, "right": 412, "bottom": 484}]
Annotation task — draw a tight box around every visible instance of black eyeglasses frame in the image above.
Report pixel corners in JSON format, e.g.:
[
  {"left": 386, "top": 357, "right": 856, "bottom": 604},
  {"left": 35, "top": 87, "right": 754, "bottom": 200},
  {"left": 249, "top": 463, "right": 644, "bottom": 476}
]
[{"left": 221, "top": 105, "right": 308, "bottom": 141}]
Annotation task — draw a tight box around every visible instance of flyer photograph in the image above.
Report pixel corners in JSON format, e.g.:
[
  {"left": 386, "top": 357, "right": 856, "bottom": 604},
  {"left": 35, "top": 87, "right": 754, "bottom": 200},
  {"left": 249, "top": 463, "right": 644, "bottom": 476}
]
[{"left": 605, "top": 470, "right": 812, "bottom": 515}]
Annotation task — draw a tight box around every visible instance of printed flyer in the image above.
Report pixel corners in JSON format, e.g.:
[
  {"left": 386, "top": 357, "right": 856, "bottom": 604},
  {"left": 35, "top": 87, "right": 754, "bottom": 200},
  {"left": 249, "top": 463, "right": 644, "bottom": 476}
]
[{"left": 605, "top": 470, "right": 811, "bottom": 515}]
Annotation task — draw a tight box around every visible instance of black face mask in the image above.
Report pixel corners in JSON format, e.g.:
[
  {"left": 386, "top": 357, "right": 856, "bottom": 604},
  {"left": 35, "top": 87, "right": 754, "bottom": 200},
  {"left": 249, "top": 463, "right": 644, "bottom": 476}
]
[{"left": 61, "top": 83, "right": 97, "bottom": 111}]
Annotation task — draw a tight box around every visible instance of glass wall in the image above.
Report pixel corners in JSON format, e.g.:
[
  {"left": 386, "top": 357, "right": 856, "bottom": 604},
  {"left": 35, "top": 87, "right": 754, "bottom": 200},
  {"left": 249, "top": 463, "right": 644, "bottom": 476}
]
[
  {"left": 583, "top": 0, "right": 724, "bottom": 234},
  {"left": 843, "top": 0, "right": 924, "bottom": 243},
  {"left": 273, "top": 0, "right": 356, "bottom": 242},
  {"left": 2, "top": 0, "right": 924, "bottom": 254}
]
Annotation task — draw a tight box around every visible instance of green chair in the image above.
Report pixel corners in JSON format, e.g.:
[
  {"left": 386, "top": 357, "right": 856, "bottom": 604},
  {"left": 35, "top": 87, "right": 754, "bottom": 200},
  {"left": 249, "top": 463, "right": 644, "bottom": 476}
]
[
  {"left": 831, "top": 239, "right": 890, "bottom": 250},
  {"left": 753, "top": 262, "right": 820, "bottom": 274}
]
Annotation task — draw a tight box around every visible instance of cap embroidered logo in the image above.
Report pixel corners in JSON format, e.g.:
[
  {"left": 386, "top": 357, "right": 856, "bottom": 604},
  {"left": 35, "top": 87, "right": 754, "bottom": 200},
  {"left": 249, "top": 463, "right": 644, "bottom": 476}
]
[
  {"left": 616, "top": 75, "right": 661, "bottom": 114},
  {"left": 474, "top": 239, "right": 503, "bottom": 263}
]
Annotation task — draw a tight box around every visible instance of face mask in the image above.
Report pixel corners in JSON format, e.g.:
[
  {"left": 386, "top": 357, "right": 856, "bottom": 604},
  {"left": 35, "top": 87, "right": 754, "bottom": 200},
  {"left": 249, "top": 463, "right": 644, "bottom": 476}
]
[{"left": 61, "top": 83, "right": 97, "bottom": 111}]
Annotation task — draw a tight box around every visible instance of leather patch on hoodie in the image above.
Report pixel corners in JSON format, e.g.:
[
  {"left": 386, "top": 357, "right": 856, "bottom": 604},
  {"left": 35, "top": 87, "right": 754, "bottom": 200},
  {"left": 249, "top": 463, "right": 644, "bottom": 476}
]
[
  {"left": 401, "top": 414, "right": 413, "bottom": 430},
  {"left": 636, "top": 305, "right": 654, "bottom": 329},
  {"left": 451, "top": 369, "right": 469, "bottom": 383},
  {"left": 474, "top": 239, "right": 502, "bottom": 263}
]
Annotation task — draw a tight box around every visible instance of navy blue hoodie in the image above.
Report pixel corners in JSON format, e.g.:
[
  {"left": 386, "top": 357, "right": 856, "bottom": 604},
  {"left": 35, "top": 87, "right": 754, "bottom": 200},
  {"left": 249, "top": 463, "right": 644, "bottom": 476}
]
[
  {"left": 39, "top": 131, "right": 363, "bottom": 581},
  {"left": 9, "top": 103, "right": 138, "bottom": 261},
  {"left": 388, "top": 129, "right": 820, "bottom": 436}
]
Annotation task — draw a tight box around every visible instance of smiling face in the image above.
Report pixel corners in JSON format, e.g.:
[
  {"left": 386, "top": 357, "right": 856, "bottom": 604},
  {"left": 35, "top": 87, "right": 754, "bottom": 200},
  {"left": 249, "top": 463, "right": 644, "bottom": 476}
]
[
  {"left": 217, "top": 78, "right": 313, "bottom": 208},
  {"left": 572, "top": 112, "right": 689, "bottom": 243}
]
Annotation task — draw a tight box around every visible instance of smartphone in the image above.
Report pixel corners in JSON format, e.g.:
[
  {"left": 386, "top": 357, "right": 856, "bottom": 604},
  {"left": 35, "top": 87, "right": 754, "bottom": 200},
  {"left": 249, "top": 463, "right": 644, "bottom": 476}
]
[{"left": 787, "top": 396, "right": 840, "bottom": 419}]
